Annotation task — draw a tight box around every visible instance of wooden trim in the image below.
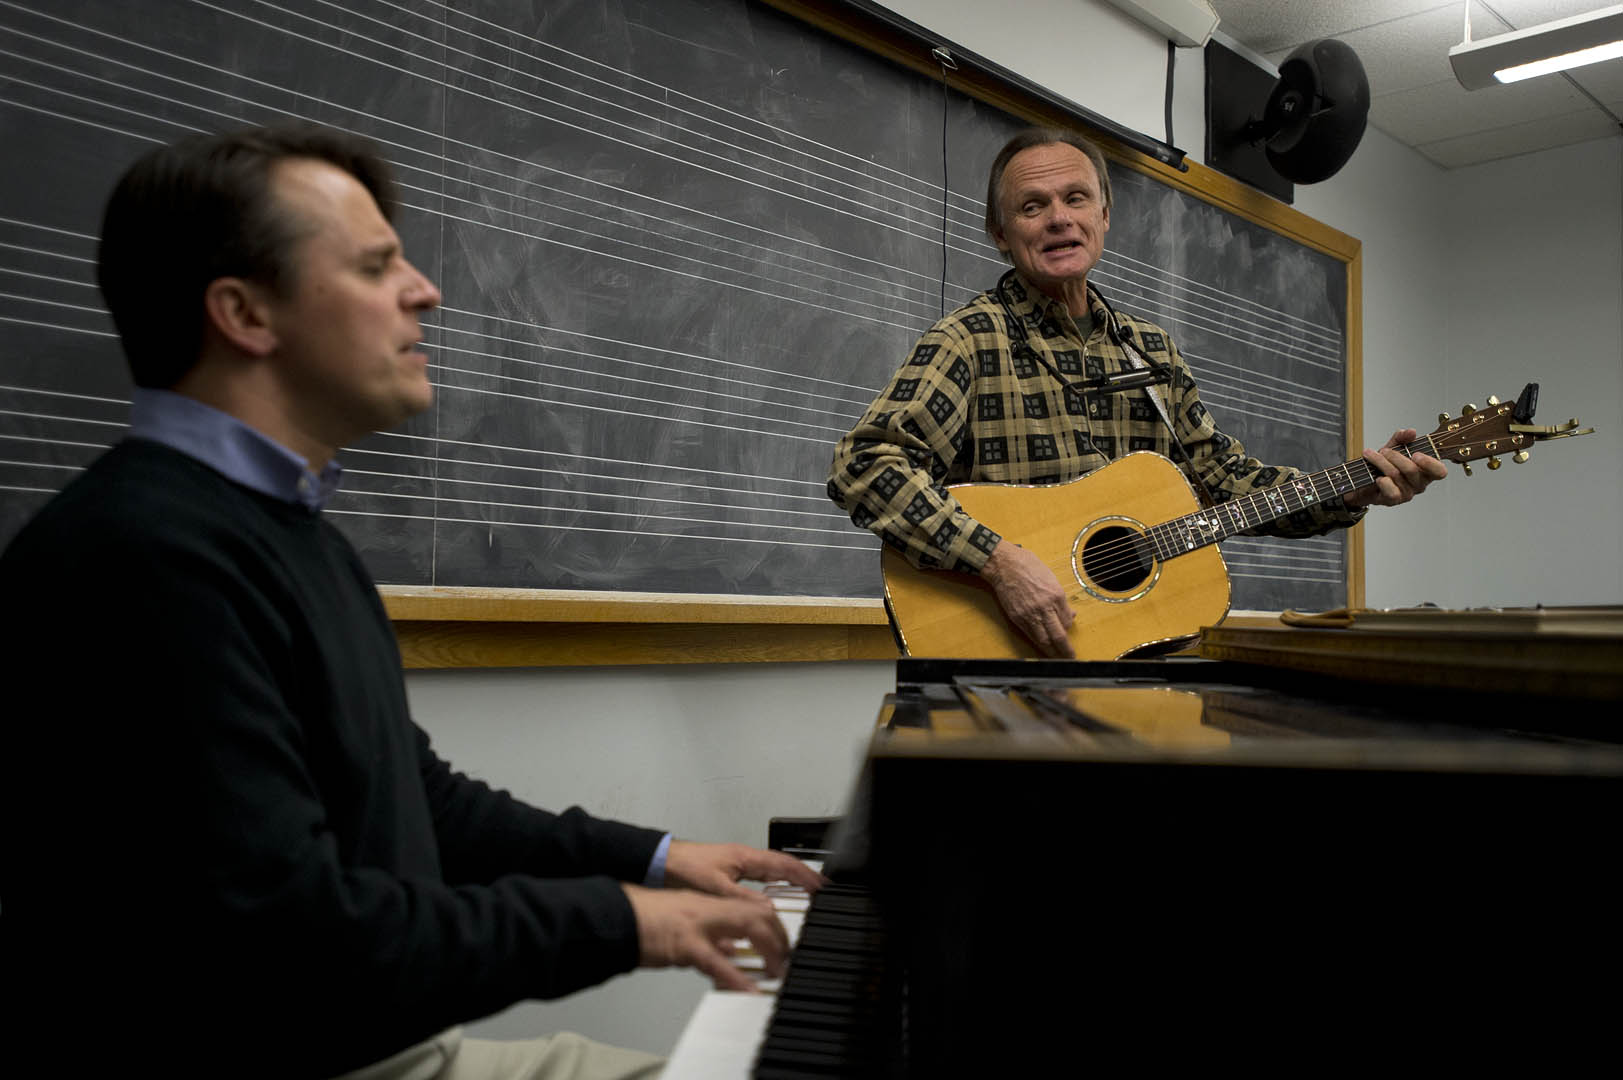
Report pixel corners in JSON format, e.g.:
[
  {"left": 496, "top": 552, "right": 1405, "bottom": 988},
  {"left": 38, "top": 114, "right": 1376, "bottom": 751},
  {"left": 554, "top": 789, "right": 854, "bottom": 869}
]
[
  {"left": 1345, "top": 249, "right": 1367, "bottom": 610},
  {"left": 379, "top": 585, "right": 889, "bottom": 625},
  {"left": 381, "top": 586, "right": 897, "bottom": 669}
]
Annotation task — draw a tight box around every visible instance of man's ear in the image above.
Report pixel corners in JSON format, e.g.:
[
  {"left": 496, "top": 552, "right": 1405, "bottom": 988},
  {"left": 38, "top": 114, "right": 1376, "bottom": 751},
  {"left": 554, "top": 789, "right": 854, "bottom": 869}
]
[
  {"left": 989, "top": 223, "right": 1009, "bottom": 255},
  {"left": 202, "top": 277, "right": 278, "bottom": 357}
]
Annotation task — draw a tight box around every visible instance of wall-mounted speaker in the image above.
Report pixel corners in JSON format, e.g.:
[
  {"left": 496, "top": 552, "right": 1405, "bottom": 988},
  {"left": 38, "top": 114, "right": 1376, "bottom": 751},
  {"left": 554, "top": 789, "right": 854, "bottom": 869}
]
[{"left": 1206, "top": 38, "right": 1370, "bottom": 204}]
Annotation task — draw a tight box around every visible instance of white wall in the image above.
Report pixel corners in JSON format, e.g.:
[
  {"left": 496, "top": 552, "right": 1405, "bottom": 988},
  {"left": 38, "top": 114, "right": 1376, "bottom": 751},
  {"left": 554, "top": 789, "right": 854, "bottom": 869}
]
[{"left": 419, "top": 0, "right": 1623, "bottom": 1054}]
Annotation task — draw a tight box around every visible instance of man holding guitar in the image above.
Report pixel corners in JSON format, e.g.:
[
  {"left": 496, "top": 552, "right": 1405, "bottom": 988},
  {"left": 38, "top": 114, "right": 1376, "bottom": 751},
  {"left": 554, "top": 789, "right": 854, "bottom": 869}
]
[{"left": 828, "top": 128, "right": 1445, "bottom": 658}]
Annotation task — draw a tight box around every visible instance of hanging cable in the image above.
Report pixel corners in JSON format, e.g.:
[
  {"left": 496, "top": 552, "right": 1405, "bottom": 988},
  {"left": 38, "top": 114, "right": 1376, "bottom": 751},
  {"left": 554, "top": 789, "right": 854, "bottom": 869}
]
[
  {"left": 933, "top": 45, "right": 958, "bottom": 318},
  {"left": 1165, "top": 40, "right": 1176, "bottom": 147}
]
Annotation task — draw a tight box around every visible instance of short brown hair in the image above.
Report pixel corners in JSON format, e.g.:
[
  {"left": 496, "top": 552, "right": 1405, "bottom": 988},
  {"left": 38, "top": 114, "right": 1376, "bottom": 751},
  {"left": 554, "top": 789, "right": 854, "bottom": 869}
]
[
  {"left": 983, "top": 127, "right": 1113, "bottom": 242},
  {"left": 97, "top": 124, "right": 397, "bottom": 389}
]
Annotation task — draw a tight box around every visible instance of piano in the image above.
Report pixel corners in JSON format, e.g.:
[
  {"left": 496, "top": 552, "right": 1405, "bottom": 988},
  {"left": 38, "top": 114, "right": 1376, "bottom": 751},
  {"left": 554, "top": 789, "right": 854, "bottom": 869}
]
[{"left": 670, "top": 631, "right": 1623, "bottom": 1076}]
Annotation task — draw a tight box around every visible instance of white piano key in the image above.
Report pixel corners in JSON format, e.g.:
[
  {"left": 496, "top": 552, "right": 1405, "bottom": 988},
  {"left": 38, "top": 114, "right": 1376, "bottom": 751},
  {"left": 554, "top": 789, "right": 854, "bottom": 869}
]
[{"left": 662, "top": 990, "right": 775, "bottom": 1080}]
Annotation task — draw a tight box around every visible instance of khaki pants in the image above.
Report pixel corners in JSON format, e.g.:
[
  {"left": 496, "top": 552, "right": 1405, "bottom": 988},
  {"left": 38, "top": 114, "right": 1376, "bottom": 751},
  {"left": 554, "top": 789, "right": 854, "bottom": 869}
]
[{"left": 331, "top": 1028, "right": 664, "bottom": 1080}]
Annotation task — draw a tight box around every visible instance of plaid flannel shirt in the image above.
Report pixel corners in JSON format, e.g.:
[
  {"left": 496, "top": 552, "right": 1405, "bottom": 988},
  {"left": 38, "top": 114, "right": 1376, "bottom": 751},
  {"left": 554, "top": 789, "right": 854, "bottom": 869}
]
[{"left": 828, "top": 272, "right": 1362, "bottom": 572}]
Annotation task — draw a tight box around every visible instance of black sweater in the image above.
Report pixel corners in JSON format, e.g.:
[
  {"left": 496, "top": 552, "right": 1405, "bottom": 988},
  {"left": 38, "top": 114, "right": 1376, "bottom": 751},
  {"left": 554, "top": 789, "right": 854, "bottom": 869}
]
[{"left": 2, "top": 440, "right": 664, "bottom": 1077}]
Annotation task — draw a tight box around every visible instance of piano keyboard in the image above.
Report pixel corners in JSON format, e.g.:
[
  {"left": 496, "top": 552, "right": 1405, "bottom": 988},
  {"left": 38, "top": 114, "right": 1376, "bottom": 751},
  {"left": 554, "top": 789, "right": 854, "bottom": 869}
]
[{"left": 664, "top": 866, "right": 891, "bottom": 1079}]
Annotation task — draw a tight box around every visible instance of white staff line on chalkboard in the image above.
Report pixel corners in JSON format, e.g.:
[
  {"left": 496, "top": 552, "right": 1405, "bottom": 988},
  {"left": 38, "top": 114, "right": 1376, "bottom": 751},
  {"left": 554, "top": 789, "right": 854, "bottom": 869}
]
[
  {"left": 435, "top": 83, "right": 989, "bottom": 257},
  {"left": 0, "top": 436, "right": 107, "bottom": 456},
  {"left": 419, "top": 172, "right": 950, "bottom": 310},
  {"left": 430, "top": 362, "right": 852, "bottom": 438},
  {"left": 431, "top": 330, "right": 876, "bottom": 409},
  {"left": 1194, "top": 391, "right": 1339, "bottom": 435},
  {"left": 431, "top": 342, "right": 871, "bottom": 420},
  {"left": 1104, "top": 249, "right": 1344, "bottom": 342},
  {"left": 301, "top": 0, "right": 963, "bottom": 222},
  {"left": 195, "top": 0, "right": 946, "bottom": 226},
  {"left": 1193, "top": 362, "right": 1343, "bottom": 412},
  {"left": 0, "top": 61, "right": 212, "bottom": 143},
  {"left": 0, "top": 384, "right": 126, "bottom": 406},
  {"left": 1096, "top": 272, "right": 1343, "bottom": 361},
  {"left": 400, "top": 180, "right": 945, "bottom": 324},
  {"left": 0, "top": 93, "right": 170, "bottom": 145},
  {"left": 347, "top": 448, "right": 836, "bottom": 506},
  {"left": 421, "top": 0, "right": 983, "bottom": 214},
  {"left": 0, "top": 483, "right": 58, "bottom": 495},
  {"left": 1199, "top": 381, "right": 1341, "bottom": 426},
  {"left": 0, "top": 408, "right": 123, "bottom": 429},
  {"left": 0, "top": 457, "right": 79, "bottom": 472},
  {"left": 1096, "top": 290, "right": 1343, "bottom": 372},
  {"left": 0, "top": 315, "right": 115, "bottom": 337},
  {"left": 2, "top": 12, "right": 977, "bottom": 293},
  {"left": 343, "top": 468, "right": 846, "bottom": 523},
  {"left": 1223, "top": 542, "right": 1344, "bottom": 562},
  {"left": 1093, "top": 269, "right": 1342, "bottom": 363},
  {"left": 1226, "top": 565, "right": 1343, "bottom": 581},
  {"left": 371, "top": 429, "right": 831, "bottom": 493},
  {"left": 326, "top": 507, "right": 873, "bottom": 552},
  {"left": 1197, "top": 386, "right": 1343, "bottom": 432},
  {"left": 433, "top": 380, "right": 843, "bottom": 446},
  {"left": 1226, "top": 555, "right": 1343, "bottom": 571},
  {"left": 0, "top": 291, "right": 108, "bottom": 317},
  {"left": 0, "top": 240, "right": 93, "bottom": 264},
  {"left": 432, "top": 306, "right": 882, "bottom": 396},
  {"left": 0, "top": 215, "right": 94, "bottom": 242},
  {"left": 402, "top": 199, "right": 922, "bottom": 334},
  {"left": 432, "top": 151, "right": 958, "bottom": 292},
  {"left": 1096, "top": 280, "right": 1343, "bottom": 366},
  {"left": 0, "top": 266, "right": 94, "bottom": 290},
  {"left": 1190, "top": 355, "right": 1342, "bottom": 403}
]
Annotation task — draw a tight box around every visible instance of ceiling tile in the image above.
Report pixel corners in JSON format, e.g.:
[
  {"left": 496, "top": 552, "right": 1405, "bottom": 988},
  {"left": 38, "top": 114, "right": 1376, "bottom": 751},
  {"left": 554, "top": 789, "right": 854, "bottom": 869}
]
[
  {"left": 1567, "top": 59, "right": 1623, "bottom": 106},
  {"left": 1208, "top": 2, "right": 1466, "bottom": 54},
  {"left": 1263, "top": 7, "right": 1479, "bottom": 96},
  {"left": 1371, "top": 74, "right": 1595, "bottom": 143},
  {"left": 1414, "top": 105, "right": 1623, "bottom": 167}
]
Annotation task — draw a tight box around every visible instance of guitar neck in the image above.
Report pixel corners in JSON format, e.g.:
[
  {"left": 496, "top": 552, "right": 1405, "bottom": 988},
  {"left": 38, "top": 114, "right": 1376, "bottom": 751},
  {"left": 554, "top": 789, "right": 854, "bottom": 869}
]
[{"left": 1147, "top": 435, "right": 1437, "bottom": 558}]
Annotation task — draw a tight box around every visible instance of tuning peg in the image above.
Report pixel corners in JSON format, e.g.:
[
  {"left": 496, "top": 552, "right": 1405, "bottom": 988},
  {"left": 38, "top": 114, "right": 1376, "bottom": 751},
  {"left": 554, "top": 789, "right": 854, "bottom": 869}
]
[
  {"left": 1461, "top": 462, "right": 1473, "bottom": 476},
  {"left": 1462, "top": 403, "right": 1478, "bottom": 416},
  {"left": 1487, "top": 457, "right": 1502, "bottom": 470},
  {"left": 1513, "top": 450, "right": 1530, "bottom": 463},
  {"left": 1437, "top": 412, "right": 1450, "bottom": 424},
  {"left": 1486, "top": 395, "right": 1500, "bottom": 406}
]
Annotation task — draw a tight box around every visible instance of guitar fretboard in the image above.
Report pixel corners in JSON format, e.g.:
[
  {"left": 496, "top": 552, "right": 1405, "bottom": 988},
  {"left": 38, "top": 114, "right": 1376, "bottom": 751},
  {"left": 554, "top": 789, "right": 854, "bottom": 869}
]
[{"left": 1144, "top": 436, "right": 1438, "bottom": 562}]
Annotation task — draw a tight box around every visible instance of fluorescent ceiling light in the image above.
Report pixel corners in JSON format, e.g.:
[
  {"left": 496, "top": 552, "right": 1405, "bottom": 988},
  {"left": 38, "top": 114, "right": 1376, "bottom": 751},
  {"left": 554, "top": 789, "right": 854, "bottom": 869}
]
[{"left": 1450, "top": 3, "right": 1623, "bottom": 90}]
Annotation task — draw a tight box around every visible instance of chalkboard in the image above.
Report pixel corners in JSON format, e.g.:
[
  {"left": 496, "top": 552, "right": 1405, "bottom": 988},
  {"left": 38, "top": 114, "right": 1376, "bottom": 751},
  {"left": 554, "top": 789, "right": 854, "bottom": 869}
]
[{"left": 0, "top": 0, "right": 1354, "bottom": 615}]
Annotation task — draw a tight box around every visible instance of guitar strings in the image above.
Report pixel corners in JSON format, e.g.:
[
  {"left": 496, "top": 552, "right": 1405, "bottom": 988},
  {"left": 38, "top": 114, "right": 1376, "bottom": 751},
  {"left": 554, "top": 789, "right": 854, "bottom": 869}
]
[{"left": 1025, "top": 446, "right": 1429, "bottom": 588}]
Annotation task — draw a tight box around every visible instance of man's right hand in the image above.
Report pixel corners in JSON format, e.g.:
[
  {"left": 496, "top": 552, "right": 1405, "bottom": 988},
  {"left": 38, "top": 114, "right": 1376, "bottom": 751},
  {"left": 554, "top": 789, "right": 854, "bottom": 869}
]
[
  {"left": 980, "top": 540, "right": 1076, "bottom": 658},
  {"left": 622, "top": 883, "right": 789, "bottom": 992}
]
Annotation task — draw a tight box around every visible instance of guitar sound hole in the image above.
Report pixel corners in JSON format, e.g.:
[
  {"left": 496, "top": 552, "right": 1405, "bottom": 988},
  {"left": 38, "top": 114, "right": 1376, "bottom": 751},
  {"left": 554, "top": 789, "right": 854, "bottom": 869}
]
[{"left": 1080, "top": 525, "right": 1154, "bottom": 593}]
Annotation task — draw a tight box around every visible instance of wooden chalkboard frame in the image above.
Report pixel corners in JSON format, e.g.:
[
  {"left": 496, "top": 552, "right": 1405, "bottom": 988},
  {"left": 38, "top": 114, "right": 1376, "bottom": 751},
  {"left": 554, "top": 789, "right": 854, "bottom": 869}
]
[{"left": 387, "top": 0, "right": 1364, "bottom": 668}]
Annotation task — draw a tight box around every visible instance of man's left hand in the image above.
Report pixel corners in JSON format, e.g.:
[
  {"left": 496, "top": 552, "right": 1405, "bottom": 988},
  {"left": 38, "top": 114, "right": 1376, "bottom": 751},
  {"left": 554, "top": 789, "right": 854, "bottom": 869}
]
[
  {"left": 1344, "top": 428, "right": 1447, "bottom": 510},
  {"left": 664, "top": 840, "right": 828, "bottom": 899}
]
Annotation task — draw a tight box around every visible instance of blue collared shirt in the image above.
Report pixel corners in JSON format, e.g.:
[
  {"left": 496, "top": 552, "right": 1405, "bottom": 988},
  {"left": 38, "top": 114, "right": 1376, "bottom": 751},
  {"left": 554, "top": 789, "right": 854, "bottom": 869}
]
[
  {"left": 123, "top": 388, "right": 672, "bottom": 887},
  {"left": 127, "top": 388, "right": 341, "bottom": 512}
]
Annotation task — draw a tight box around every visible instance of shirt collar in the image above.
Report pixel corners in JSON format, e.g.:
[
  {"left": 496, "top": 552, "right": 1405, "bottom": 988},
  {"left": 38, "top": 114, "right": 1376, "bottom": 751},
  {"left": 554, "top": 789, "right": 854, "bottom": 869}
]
[
  {"left": 126, "top": 388, "right": 342, "bottom": 512},
  {"left": 1000, "top": 271, "right": 1107, "bottom": 334}
]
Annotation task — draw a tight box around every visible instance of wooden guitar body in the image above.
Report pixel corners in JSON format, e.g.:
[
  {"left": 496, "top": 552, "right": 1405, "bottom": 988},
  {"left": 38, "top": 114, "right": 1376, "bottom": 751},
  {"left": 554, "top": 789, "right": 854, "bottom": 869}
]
[{"left": 881, "top": 452, "right": 1231, "bottom": 660}]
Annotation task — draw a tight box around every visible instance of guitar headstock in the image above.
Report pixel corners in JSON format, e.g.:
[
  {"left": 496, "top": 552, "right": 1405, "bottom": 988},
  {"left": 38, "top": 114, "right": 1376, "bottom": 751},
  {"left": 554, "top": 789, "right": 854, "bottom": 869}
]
[{"left": 1427, "top": 383, "right": 1593, "bottom": 475}]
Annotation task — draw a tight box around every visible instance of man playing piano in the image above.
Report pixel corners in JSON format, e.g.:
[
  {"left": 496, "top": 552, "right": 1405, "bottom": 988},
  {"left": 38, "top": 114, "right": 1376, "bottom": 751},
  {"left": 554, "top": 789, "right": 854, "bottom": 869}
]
[
  {"left": 1, "top": 124, "right": 821, "bottom": 1080},
  {"left": 828, "top": 127, "right": 1445, "bottom": 657}
]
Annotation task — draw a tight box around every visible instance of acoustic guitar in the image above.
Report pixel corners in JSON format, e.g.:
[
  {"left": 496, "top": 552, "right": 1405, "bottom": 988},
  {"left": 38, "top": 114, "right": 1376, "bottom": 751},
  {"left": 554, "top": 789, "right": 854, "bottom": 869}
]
[{"left": 881, "top": 384, "right": 1592, "bottom": 660}]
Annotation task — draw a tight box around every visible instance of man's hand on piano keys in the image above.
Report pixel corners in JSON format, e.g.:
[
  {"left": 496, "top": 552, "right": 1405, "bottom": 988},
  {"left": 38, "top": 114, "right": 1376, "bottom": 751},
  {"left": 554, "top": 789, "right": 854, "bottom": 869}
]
[
  {"left": 662, "top": 840, "right": 829, "bottom": 899},
  {"left": 621, "top": 883, "right": 791, "bottom": 992}
]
